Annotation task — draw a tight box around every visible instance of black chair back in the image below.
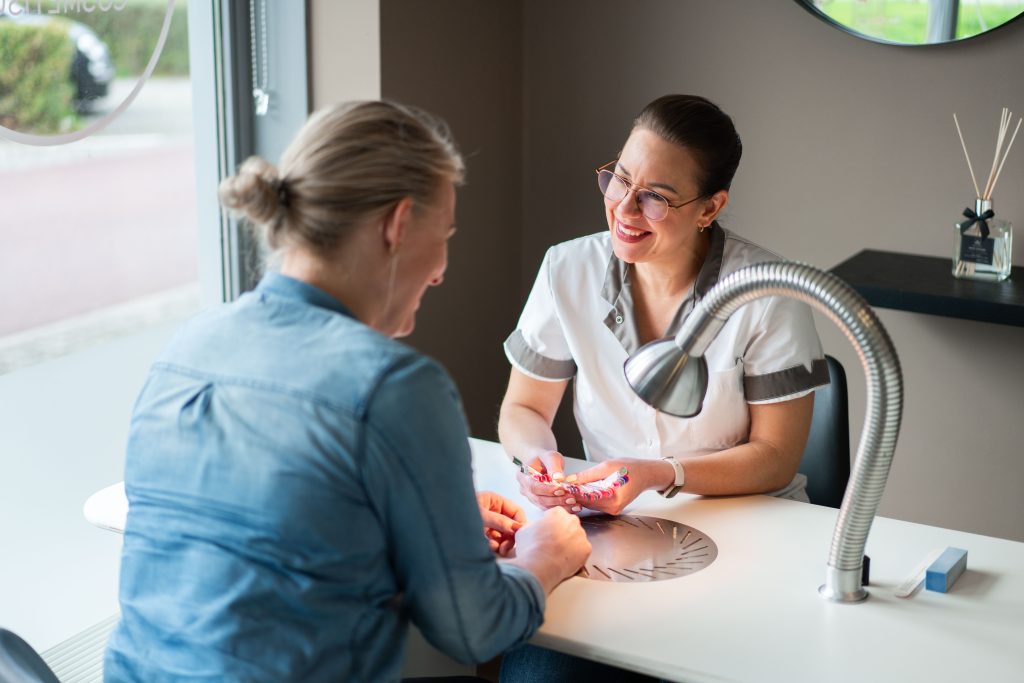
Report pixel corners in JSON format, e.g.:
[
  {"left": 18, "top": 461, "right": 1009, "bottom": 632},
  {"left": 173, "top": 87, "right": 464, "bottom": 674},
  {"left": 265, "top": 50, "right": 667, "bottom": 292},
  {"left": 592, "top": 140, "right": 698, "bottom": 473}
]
[
  {"left": 0, "top": 630, "right": 60, "bottom": 683},
  {"left": 799, "top": 355, "right": 851, "bottom": 509}
]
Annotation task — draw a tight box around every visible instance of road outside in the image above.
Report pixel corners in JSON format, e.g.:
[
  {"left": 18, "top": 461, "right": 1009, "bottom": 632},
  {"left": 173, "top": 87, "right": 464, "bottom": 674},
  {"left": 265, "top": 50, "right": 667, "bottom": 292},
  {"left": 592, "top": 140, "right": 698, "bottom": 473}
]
[{"left": 0, "top": 76, "right": 200, "bottom": 372}]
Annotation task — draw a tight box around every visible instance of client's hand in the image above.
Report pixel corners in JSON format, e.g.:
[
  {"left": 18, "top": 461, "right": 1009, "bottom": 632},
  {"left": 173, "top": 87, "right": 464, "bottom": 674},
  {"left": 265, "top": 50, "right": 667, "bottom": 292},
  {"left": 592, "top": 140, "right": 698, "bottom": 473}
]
[
  {"left": 571, "top": 458, "right": 670, "bottom": 516},
  {"left": 476, "top": 491, "right": 526, "bottom": 557},
  {"left": 514, "top": 449, "right": 581, "bottom": 514},
  {"left": 513, "top": 507, "right": 591, "bottom": 593}
]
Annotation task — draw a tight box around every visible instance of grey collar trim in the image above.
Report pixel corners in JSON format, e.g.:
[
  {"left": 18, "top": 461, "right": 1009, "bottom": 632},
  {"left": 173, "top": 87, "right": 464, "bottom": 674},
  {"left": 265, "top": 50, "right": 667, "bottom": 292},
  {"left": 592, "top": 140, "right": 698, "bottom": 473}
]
[
  {"left": 599, "top": 255, "right": 640, "bottom": 356},
  {"left": 600, "top": 222, "right": 727, "bottom": 356}
]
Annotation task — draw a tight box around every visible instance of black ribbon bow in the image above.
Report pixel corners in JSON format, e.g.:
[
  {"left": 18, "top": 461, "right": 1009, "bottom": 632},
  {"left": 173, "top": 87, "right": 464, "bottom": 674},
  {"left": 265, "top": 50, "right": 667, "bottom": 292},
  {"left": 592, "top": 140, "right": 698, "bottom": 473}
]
[{"left": 959, "top": 207, "right": 994, "bottom": 240}]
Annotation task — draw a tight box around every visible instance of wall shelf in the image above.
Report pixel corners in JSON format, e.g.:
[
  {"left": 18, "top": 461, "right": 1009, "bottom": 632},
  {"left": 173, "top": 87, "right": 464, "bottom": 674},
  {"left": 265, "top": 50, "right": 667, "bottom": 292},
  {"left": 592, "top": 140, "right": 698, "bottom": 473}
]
[{"left": 830, "top": 249, "right": 1024, "bottom": 327}]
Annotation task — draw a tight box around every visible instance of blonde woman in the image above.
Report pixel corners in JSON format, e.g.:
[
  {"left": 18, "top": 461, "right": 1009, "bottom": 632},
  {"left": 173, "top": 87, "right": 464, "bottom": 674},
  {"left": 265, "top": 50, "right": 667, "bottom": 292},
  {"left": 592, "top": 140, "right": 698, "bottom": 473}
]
[{"left": 104, "top": 101, "right": 590, "bottom": 682}]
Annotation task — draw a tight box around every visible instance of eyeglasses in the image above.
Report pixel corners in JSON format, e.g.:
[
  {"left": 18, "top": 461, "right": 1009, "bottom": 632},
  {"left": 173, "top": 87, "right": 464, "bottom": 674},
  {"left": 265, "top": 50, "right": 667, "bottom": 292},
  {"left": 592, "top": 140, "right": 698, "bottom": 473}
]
[{"left": 595, "top": 160, "right": 702, "bottom": 222}]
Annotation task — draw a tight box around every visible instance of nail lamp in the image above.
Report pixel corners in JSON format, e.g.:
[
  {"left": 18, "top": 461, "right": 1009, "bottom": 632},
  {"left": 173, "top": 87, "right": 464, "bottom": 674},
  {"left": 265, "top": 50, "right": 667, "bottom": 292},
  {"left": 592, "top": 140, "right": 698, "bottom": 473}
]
[{"left": 624, "top": 262, "right": 903, "bottom": 603}]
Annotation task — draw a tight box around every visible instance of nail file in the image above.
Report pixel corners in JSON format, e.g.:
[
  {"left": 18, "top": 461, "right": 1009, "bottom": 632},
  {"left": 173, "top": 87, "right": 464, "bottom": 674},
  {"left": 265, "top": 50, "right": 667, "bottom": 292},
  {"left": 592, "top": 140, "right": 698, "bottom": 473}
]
[{"left": 894, "top": 548, "right": 945, "bottom": 598}]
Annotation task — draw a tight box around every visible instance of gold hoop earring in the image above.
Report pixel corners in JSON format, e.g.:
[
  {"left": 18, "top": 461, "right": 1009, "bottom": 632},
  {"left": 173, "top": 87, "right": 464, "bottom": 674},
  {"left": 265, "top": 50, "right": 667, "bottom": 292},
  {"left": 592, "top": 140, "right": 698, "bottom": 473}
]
[{"left": 697, "top": 224, "right": 707, "bottom": 233}]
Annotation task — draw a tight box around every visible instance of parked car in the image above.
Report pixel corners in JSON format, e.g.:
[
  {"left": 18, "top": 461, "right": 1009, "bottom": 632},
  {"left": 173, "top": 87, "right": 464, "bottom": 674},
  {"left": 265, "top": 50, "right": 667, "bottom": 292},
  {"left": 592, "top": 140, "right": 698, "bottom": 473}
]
[{"left": 0, "top": 2, "right": 114, "bottom": 107}]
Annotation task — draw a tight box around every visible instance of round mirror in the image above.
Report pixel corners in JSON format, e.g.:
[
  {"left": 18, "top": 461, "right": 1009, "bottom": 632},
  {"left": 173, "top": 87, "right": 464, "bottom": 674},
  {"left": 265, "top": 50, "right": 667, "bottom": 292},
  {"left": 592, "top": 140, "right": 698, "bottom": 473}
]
[{"left": 797, "top": 0, "right": 1024, "bottom": 46}]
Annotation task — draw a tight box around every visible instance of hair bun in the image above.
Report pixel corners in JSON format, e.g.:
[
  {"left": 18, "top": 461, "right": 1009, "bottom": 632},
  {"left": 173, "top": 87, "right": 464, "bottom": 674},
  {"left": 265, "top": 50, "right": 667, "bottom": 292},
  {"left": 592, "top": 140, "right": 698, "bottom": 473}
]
[{"left": 218, "top": 156, "right": 285, "bottom": 226}]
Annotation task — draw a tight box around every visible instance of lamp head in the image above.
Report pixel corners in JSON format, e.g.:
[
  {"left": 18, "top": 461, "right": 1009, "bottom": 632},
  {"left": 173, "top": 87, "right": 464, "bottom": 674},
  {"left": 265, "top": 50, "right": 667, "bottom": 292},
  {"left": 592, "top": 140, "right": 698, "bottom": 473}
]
[{"left": 624, "top": 338, "right": 709, "bottom": 418}]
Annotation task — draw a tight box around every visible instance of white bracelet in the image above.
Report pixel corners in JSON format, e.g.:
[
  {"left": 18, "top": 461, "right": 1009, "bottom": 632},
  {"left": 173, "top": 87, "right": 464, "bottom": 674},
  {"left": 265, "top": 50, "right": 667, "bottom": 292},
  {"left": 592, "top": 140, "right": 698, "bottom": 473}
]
[{"left": 659, "top": 456, "right": 686, "bottom": 498}]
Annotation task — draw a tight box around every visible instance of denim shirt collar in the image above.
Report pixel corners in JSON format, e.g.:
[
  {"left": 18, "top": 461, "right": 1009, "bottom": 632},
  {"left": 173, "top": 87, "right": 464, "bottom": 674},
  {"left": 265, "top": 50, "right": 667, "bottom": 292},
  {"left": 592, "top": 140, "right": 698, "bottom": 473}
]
[
  {"left": 256, "top": 272, "right": 355, "bottom": 318},
  {"left": 600, "top": 221, "right": 726, "bottom": 356}
]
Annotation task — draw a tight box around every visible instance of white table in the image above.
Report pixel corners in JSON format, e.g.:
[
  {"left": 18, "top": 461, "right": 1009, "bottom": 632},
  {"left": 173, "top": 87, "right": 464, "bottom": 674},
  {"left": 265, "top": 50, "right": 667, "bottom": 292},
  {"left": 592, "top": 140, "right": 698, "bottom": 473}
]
[
  {"left": 83, "top": 481, "right": 127, "bottom": 534},
  {"left": 86, "top": 438, "right": 1024, "bottom": 682}
]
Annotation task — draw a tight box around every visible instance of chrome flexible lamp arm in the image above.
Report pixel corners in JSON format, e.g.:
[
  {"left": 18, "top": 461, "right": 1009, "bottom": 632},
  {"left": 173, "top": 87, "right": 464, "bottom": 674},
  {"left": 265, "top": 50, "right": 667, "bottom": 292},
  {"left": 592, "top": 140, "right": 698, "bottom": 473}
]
[{"left": 624, "top": 261, "right": 903, "bottom": 603}]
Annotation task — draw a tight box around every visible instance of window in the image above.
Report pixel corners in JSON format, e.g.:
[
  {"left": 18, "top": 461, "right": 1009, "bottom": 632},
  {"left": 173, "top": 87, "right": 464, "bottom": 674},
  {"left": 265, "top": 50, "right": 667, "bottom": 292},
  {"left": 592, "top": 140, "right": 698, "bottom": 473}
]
[
  {"left": 0, "top": 0, "right": 202, "bottom": 373},
  {"left": 0, "top": 0, "right": 311, "bottom": 653},
  {"left": 0, "top": 0, "right": 308, "bottom": 374}
]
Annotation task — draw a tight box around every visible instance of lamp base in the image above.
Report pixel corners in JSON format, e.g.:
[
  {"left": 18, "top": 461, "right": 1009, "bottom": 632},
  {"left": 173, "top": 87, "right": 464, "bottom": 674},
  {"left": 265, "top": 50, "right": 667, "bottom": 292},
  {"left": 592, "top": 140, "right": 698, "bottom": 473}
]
[
  {"left": 818, "top": 583, "right": 868, "bottom": 603},
  {"left": 819, "top": 565, "right": 868, "bottom": 602}
]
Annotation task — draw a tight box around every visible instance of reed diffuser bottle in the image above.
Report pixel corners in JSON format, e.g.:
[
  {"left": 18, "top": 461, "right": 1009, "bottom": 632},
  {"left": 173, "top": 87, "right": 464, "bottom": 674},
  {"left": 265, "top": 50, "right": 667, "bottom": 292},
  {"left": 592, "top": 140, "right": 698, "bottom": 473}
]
[
  {"left": 952, "top": 108, "right": 1019, "bottom": 281},
  {"left": 954, "top": 198, "right": 1012, "bottom": 281}
]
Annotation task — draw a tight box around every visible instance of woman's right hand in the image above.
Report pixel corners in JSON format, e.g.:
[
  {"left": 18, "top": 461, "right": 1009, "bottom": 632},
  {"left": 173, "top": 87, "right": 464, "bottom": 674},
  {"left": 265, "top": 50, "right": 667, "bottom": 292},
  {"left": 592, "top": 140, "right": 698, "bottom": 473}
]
[
  {"left": 515, "top": 450, "right": 582, "bottom": 514},
  {"left": 513, "top": 507, "right": 591, "bottom": 591}
]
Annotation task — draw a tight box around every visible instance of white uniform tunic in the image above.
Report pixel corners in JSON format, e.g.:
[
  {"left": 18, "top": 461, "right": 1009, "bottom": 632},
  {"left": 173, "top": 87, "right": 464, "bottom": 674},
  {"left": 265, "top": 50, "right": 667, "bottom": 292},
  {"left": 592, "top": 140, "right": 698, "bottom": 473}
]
[{"left": 504, "top": 225, "right": 828, "bottom": 500}]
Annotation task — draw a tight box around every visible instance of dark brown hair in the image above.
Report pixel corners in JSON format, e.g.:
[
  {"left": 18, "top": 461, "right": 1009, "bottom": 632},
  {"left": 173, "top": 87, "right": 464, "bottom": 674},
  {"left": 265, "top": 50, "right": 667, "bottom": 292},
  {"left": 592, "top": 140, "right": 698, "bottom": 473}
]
[{"left": 634, "top": 94, "right": 742, "bottom": 197}]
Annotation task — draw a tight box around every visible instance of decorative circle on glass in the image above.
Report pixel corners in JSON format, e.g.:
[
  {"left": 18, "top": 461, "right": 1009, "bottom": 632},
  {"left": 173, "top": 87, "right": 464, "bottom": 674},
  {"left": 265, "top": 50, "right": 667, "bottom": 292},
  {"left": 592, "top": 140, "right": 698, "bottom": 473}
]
[
  {"left": 577, "top": 514, "right": 718, "bottom": 582},
  {"left": 0, "top": 0, "right": 177, "bottom": 145},
  {"left": 796, "top": 0, "right": 1024, "bottom": 46}
]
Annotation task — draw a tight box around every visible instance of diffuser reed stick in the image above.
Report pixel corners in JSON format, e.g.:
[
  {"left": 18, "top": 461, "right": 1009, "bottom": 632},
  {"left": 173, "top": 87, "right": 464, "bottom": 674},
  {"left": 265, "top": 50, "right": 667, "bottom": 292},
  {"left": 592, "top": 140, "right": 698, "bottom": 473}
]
[
  {"left": 980, "top": 109, "right": 1004, "bottom": 200},
  {"left": 988, "top": 117, "right": 1022, "bottom": 199},
  {"left": 953, "top": 113, "right": 981, "bottom": 198},
  {"left": 954, "top": 107, "right": 1022, "bottom": 200}
]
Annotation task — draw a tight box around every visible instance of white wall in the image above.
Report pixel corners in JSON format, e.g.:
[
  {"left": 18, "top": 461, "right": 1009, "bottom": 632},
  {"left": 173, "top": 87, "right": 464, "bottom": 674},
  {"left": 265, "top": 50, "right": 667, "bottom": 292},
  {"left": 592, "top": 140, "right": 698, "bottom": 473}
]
[{"left": 309, "top": 0, "right": 380, "bottom": 107}]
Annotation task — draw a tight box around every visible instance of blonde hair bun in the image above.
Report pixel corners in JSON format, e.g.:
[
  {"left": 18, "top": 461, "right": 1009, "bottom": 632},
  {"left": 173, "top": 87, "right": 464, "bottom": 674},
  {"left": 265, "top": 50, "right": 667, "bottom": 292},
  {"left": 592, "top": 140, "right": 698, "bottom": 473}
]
[
  {"left": 218, "top": 156, "right": 285, "bottom": 227},
  {"left": 216, "top": 101, "right": 463, "bottom": 254}
]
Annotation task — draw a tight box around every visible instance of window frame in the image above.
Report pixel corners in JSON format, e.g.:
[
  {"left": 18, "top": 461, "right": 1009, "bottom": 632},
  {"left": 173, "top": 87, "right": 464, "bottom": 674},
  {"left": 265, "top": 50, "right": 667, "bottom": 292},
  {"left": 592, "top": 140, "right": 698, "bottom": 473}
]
[{"left": 189, "top": 0, "right": 310, "bottom": 306}]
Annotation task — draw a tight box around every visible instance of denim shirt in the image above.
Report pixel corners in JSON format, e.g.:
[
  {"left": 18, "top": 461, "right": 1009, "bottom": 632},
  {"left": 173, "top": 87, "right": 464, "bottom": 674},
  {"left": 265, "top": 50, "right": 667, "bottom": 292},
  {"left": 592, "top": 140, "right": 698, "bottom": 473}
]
[{"left": 104, "top": 273, "right": 545, "bottom": 683}]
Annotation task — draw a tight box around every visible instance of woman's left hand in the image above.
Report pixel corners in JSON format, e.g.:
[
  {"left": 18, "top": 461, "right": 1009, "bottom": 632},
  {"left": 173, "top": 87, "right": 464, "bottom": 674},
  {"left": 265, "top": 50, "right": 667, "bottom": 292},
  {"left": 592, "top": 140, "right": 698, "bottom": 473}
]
[
  {"left": 476, "top": 491, "right": 527, "bottom": 556},
  {"left": 570, "top": 458, "right": 670, "bottom": 516}
]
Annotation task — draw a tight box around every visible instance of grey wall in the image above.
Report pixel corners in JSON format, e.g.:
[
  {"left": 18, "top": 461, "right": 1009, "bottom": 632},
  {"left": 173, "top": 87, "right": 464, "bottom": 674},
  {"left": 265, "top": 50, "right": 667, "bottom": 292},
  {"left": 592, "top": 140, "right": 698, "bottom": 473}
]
[
  {"left": 520, "top": 0, "right": 1024, "bottom": 541},
  {"left": 374, "top": 0, "right": 1024, "bottom": 541},
  {"left": 381, "top": 0, "right": 524, "bottom": 441}
]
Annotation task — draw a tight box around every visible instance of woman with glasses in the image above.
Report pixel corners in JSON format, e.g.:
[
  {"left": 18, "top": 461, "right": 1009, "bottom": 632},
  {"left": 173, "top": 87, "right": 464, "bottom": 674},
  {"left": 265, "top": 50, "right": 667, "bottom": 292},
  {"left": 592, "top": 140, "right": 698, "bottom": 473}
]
[
  {"left": 499, "top": 94, "right": 829, "bottom": 525},
  {"left": 103, "top": 101, "right": 591, "bottom": 683}
]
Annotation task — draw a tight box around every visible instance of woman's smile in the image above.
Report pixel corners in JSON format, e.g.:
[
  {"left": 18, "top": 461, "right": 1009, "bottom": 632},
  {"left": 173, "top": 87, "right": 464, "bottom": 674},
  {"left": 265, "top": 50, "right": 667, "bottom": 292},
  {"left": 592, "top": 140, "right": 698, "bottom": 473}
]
[{"left": 615, "top": 219, "right": 652, "bottom": 243}]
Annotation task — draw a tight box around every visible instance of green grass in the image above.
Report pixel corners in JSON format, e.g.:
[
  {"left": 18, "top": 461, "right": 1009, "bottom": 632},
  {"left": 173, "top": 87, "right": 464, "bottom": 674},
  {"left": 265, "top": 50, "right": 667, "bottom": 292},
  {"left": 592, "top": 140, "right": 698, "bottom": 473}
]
[{"left": 815, "top": 1, "right": 1024, "bottom": 43}]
